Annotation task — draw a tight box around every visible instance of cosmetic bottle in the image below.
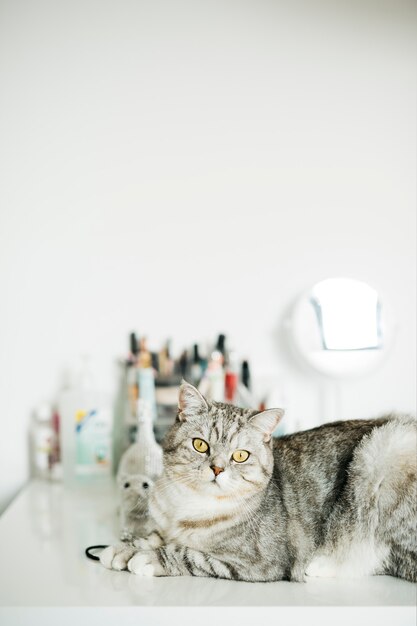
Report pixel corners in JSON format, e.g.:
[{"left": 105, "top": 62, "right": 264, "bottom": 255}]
[
  {"left": 190, "top": 344, "right": 203, "bottom": 385},
  {"left": 241, "top": 360, "right": 251, "bottom": 390},
  {"left": 225, "top": 351, "right": 239, "bottom": 403},
  {"left": 127, "top": 362, "right": 138, "bottom": 419},
  {"left": 59, "top": 357, "right": 113, "bottom": 485},
  {"left": 199, "top": 344, "right": 209, "bottom": 376},
  {"left": 129, "top": 332, "right": 139, "bottom": 363},
  {"left": 151, "top": 352, "right": 159, "bottom": 372},
  {"left": 215, "top": 334, "right": 227, "bottom": 364},
  {"left": 137, "top": 337, "right": 152, "bottom": 369},
  {"left": 207, "top": 349, "right": 225, "bottom": 401},
  {"left": 31, "top": 404, "right": 55, "bottom": 480},
  {"left": 179, "top": 350, "right": 189, "bottom": 379},
  {"left": 159, "top": 340, "right": 174, "bottom": 378},
  {"left": 50, "top": 409, "right": 62, "bottom": 480}
]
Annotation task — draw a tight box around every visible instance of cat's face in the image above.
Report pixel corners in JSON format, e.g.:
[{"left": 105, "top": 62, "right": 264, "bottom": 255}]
[{"left": 162, "top": 383, "right": 284, "bottom": 497}]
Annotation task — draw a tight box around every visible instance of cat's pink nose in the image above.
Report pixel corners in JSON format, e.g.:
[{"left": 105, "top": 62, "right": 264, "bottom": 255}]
[{"left": 211, "top": 465, "right": 224, "bottom": 477}]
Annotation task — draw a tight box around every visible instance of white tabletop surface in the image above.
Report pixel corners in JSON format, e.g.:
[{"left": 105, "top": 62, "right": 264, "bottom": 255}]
[{"left": 0, "top": 480, "right": 415, "bottom": 625}]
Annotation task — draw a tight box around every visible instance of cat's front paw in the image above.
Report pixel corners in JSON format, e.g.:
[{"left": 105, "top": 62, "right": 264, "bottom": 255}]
[
  {"left": 127, "top": 550, "right": 164, "bottom": 577},
  {"left": 100, "top": 543, "right": 137, "bottom": 571},
  {"left": 133, "top": 531, "right": 163, "bottom": 550}
]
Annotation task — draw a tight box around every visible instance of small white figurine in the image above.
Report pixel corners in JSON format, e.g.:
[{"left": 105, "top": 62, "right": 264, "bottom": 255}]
[
  {"left": 117, "top": 470, "right": 154, "bottom": 542},
  {"left": 116, "top": 399, "right": 163, "bottom": 541}
]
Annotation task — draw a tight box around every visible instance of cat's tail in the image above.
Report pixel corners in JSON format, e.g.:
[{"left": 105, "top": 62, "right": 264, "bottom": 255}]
[
  {"left": 351, "top": 415, "right": 417, "bottom": 581},
  {"left": 351, "top": 415, "right": 416, "bottom": 521}
]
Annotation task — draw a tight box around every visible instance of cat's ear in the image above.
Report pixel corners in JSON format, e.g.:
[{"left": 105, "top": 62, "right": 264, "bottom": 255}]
[
  {"left": 249, "top": 408, "right": 284, "bottom": 442},
  {"left": 178, "top": 381, "right": 209, "bottom": 422}
]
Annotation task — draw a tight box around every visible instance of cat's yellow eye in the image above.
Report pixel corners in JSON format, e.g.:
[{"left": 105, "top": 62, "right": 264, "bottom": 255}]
[
  {"left": 232, "top": 450, "right": 250, "bottom": 463},
  {"left": 192, "top": 438, "right": 209, "bottom": 453}
]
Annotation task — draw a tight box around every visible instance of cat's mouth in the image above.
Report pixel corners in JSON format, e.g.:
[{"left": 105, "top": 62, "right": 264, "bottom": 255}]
[{"left": 209, "top": 473, "right": 227, "bottom": 490}]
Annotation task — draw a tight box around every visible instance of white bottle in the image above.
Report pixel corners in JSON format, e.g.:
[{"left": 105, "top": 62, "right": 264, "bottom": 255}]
[
  {"left": 137, "top": 367, "right": 157, "bottom": 421},
  {"left": 207, "top": 350, "right": 225, "bottom": 402},
  {"left": 59, "top": 357, "right": 113, "bottom": 485},
  {"left": 135, "top": 398, "right": 163, "bottom": 478},
  {"left": 32, "top": 404, "right": 54, "bottom": 480}
]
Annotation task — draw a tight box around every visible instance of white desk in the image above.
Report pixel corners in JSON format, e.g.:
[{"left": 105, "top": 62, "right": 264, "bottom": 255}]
[{"left": 0, "top": 480, "right": 415, "bottom": 625}]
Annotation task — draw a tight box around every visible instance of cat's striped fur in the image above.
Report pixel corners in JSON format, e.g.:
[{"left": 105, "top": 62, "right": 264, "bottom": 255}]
[{"left": 100, "top": 382, "right": 417, "bottom": 582}]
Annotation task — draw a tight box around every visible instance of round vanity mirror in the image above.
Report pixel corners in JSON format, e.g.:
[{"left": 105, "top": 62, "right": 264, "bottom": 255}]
[{"left": 291, "top": 278, "right": 391, "bottom": 378}]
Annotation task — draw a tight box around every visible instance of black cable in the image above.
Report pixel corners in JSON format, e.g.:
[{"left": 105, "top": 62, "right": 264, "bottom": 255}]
[{"left": 85, "top": 544, "right": 109, "bottom": 561}]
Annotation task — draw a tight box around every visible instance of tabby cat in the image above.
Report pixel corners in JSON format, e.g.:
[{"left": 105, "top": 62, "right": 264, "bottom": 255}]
[{"left": 100, "top": 382, "right": 416, "bottom": 582}]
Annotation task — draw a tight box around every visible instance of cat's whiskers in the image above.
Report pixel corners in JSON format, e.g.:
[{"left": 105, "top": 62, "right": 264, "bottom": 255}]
[{"left": 152, "top": 472, "right": 198, "bottom": 499}]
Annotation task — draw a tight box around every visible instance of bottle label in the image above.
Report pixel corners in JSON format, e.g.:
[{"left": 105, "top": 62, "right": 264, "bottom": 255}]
[{"left": 75, "top": 408, "right": 112, "bottom": 476}]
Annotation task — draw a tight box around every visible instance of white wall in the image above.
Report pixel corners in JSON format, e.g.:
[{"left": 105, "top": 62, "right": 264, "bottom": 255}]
[{"left": 0, "top": 0, "right": 415, "bottom": 514}]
